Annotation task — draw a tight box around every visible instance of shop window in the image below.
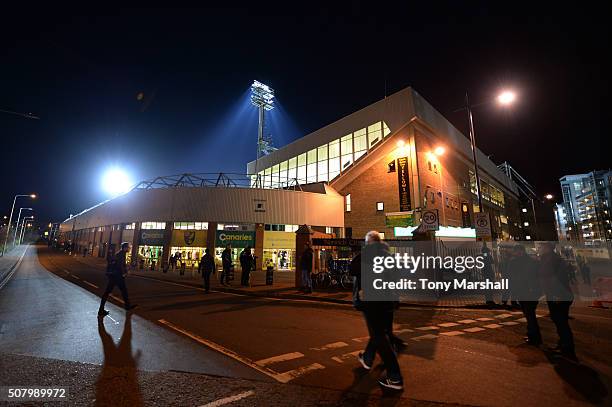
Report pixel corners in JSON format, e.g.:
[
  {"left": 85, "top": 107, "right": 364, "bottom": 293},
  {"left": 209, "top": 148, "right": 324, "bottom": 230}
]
[
  {"left": 345, "top": 194, "right": 351, "bottom": 212},
  {"left": 376, "top": 202, "right": 384, "bottom": 211},
  {"left": 141, "top": 222, "right": 166, "bottom": 230}
]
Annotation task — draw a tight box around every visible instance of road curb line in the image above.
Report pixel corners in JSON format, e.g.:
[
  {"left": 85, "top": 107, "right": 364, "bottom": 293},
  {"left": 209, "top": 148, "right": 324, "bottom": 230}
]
[{"left": 0, "top": 246, "right": 28, "bottom": 290}]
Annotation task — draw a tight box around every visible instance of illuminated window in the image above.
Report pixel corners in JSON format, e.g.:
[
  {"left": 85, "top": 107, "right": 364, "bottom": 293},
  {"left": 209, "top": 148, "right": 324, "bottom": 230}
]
[
  {"left": 345, "top": 194, "right": 351, "bottom": 212},
  {"left": 368, "top": 122, "right": 382, "bottom": 147},
  {"left": 173, "top": 222, "right": 208, "bottom": 230},
  {"left": 329, "top": 139, "right": 340, "bottom": 158},
  {"left": 354, "top": 128, "right": 367, "bottom": 160},
  {"left": 329, "top": 156, "right": 341, "bottom": 181},
  {"left": 340, "top": 134, "right": 353, "bottom": 156},
  {"left": 383, "top": 122, "right": 391, "bottom": 137},
  {"left": 279, "top": 161, "right": 288, "bottom": 185},
  {"left": 522, "top": 208, "right": 528, "bottom": 213},
  {"left": 524, "top": 221, "right": 529, "bottom": 227},
  {"left": 379, "top": 232, "right": 385, "bottom": 240},
  {"left": 125, "top": 223, "right": 136, "bottom": 230},
  {"left": 141, "top": 222, "right": 166, "bottom": 230},
  {"left": 325, "top": 226, "right": 333, "bottom": 234},
  {"left": 525, "top": 235, "right": 531, "bottom": 240},
  {"left": 377, "top": 202, "right": 384, "bottom": 211}
]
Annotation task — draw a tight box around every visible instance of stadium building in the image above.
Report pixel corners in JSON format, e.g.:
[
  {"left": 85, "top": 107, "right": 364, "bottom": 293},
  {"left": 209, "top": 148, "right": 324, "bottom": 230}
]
[{"left": 60, "top": 87, "right": 523, "bottom": 271}]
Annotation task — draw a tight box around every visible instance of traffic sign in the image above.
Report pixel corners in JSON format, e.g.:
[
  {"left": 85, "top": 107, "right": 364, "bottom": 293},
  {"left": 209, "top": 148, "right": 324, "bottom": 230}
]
[
  {"left": 421, "top": 209, "right": 439, "bottom": 231},
  {"left": 474, "top": 212, "right": 492, "bottom": 238}
]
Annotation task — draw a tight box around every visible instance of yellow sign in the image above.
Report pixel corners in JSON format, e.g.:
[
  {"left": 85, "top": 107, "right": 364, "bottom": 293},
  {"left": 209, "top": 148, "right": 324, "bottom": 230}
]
[
  {"left": 263, "top": 231, "right": 296, "bottom": 249},
  {"left": 171, "top": 230, "right": 207, "bottom": 247}
]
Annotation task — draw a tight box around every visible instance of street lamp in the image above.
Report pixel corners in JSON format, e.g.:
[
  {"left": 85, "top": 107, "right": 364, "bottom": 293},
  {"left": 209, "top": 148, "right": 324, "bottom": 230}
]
[
  {"left": 464, "top": 90, "right": 517, "bottom": 213},
  {"left": 13, "top": 207, "right": 33, "bottom": 246},
  {"left": 1, "top": 193, "right": 36, "bottom": 256},
  {"left": 18, "top": 216, "right": 34, "bottom": 246}
]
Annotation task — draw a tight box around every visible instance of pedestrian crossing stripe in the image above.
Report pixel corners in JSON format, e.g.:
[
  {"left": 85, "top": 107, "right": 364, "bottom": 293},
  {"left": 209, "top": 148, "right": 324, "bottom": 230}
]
[
  {"left": 463, "top": 327, "right": 486, "bottom": 333},
  {"left": 482, "top": 324, "right": 503, "bottom": 329}
]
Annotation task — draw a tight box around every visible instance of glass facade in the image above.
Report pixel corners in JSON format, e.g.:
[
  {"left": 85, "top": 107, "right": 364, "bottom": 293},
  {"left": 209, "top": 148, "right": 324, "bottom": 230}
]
[
  {"left": 253, "top": 121, "right": 391, "bottom": 187},
  {"left": 141, "top": 222, "right": 166, "bottom": 230},
  {"left": 173, "top": 222, "right": 208, "bottom": 230},
  {"left": 469, "top": 171, "right": 505, "bottom": 208}
]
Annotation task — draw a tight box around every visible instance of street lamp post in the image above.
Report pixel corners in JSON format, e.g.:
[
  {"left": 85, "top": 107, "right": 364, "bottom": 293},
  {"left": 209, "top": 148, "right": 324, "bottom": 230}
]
[
  {"left": 459, "top": 90, "right": 516, "bottom": 239},
  {"left": 1, "top": 194, "right": 36, "bottom": 256},
  {"left": 18, "top": 216, "right": 34, "bottom": 246},
  {"left": 13, "top": 207, "right": 33, "bottom": 246}
]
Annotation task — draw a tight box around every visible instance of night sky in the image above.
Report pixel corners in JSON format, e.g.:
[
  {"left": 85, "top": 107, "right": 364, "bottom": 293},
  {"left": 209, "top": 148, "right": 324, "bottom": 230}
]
[{"left": 1, "top": 3, "right": 609, "bottom": 225}]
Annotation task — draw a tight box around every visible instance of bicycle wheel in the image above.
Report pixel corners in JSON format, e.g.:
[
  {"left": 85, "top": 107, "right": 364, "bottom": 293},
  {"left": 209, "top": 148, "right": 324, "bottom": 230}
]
[
  {"left": 317, "top": 272, "right": 331, "bottom": 289},
  {"left": 340, "top": 273, "right": 353, "bottom": 290}
]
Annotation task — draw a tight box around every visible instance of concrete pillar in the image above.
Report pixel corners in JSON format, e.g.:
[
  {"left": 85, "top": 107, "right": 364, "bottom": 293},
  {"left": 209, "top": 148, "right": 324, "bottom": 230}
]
[
  {"left": 295, "top": 224, "right": 314, "bottom": 288},
  {"left": 255, "top": 223, "right": 264, "bottom": 271},
  {"left": 131, "top": 223, "right": 141, "bottom": 265},
  {"left": 207, "top": 222, "right": 217, "bottom": 252},
  {"left": 161, "top": 222, "right": 173, "bottom": 267}
]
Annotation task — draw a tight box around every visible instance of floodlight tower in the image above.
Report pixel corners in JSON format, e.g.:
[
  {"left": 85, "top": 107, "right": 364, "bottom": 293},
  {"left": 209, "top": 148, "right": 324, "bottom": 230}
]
[{"left": 250, "top": 80, "right": 275, "bottom": 180}]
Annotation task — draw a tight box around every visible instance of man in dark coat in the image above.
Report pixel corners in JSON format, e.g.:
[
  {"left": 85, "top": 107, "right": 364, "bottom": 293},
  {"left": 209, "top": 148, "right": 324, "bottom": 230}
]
[
  {"left": 539, "top": 242, "right": 575, "bottom": 358},
  {"left": 220, "top": 244, "right": 233, "bottom": 286},
  {"left": 98, "top": 242, "right": 137, "bottom": 317},
  {"left": 239, "top": 246, "right": 254, "bottom": 287},
  {"left": 509, "top": 244, "right": 542, "bottom": 346},
  {"left": 357, "top": 231, "right": 403, "bottom": 391},
  {"left": 299, "top": 242, "right": 314, "bottom": 294},
  {"left": 199, "top": 248, "right": 215, "bottom": 293}
]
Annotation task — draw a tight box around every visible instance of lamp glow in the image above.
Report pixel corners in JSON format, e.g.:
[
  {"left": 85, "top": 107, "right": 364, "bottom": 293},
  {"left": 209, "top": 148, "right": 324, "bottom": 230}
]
[
  {"left": 497, "top": 90, "right": 516, "bottom": 105},
  {"left": 434, "top": 146, "right": 445, "bottom": 156},
  {"left": 545, "top": 194, "right": 554, "bottom": 200},
  {"left": 102, "top": 168, "right": 132, "bottom": 196}
]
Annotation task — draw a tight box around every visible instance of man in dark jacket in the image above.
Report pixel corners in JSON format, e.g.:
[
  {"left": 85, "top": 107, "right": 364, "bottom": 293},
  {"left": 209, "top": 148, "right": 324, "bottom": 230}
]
[
  {"left": 539, "top": 242, "right": 575, "bottom": 358},
  {"left": 239, "top": 246, "right": 254, "bottom": 287},
  {"left": 299, "top": 242, "right": 314, "bottom": 294},
  {"left": 509, "top": 244, "right": 542, "bottom": 346},
  {"left": 98, "top": 242, "right": 137, "bottom": 317},
  {"left": 357, "top": 231, "right": 403, "bottom": 391},
  {"left": 220, "top": 245, "right": 232, "bottom": 286},
  {"left": 199, "top": 248, "right": 215, "bottom": 293}
]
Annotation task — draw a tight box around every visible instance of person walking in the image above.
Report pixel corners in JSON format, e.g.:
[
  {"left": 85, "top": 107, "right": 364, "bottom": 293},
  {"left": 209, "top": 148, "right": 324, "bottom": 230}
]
[
  {"left": 199, "top": 248, "right": 215, "bottom": 293},
  {"left": 239, "top": 246, "right": 254, "bottom": 287},
  {"left": 169, "top": 253, "right": 176, "bottom": 271},
  {"left": 299, "top": 242, "right": 314, "bottom": 294},
  {"left": 509, "top": 244, "right": 542, "bottom": 346},
  {"left": 357, "top": 231, "right": 403, "bottom": 391},
  {"left": 221, "top": 244, "right": 233, "bottom": 286},
  {"left": 98, "top": 242, "right": 137, "bottom": 317},
  {"left": 539, "top": 242, "right": 576, "bottom": 359}
]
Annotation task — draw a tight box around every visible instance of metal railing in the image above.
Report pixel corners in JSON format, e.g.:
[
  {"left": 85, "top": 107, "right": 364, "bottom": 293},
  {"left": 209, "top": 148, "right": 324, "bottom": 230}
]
[{"left": 133, "top": 172, "right": 307, "bottom": 191}]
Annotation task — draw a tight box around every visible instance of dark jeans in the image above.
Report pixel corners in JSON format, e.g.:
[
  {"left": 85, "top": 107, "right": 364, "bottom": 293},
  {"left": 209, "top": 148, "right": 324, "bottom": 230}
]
[
  {"left": 301, "top": 268, "right": 312, "bottom": 290},
  {"left": 203, "top": 270, "right": 212, "bottom": 292},
  {"left": 241, "top": 268, "right": 251, "bottom": 286},
  {"left": 362, "top": 307, "right": 402, "bottom": 381},
  {"left": 99, "top": 274, "right": 131, "bottom": 312},
  {"left": 520, "top": 301, "right": 542, "bottom": 343},
  {"left": 220, "top": 266, "right": 231, "bottom": 284},
  {"left": 548, "top": 300, "right": 575, "bottom": 353}
]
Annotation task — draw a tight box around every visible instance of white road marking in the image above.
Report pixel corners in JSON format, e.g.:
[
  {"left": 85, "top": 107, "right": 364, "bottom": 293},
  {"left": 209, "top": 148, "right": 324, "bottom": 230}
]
[
  {"left": 476, "top": 317, "right": 495, "bottom": 321},
  {"left": 331, "top": 356, "right": 344, "bottom": 363},
  {"left": 198, "top": 390, "right": 255, "bottom": 407},
  {"left": 83, "top": 281, "right": 98, "bottom": 289},
  {"left": 352, "top": 336, "right": 369, "bottom": 343},
  {"left": 457, "top": 319, "right": 477, "bottom": 324},
  {"left": 515, "top": 317, "right": 527, "bottom": 322},
  {"left": 255, "top": 352, "right": 304, "bottom": 367},
  {"left": 438, "top": 322, "right": 460, "bottom": 328},
  {"left": 510, "top": 311, "right": 523, "bottom": 315},
  {"left": 158, "top": 319, "right": 307, "bottom": 383},
  {"left": 274, "top": 363, "right": 325, "bottom": 383},
  {"left": 494, "top": 313, "right": 514, "bottom": 319},
  {"left": 463, "top": 327, "right": 486, "bottom": 333},
  {"left": 394, "top": 328, "right": 414, "bottom": 334},
  {"left": 310, "top": 341, "right": 348, "bottom": 351},
  {"left": 440, "top": 331, "right": 465, "bottom": 336},
  {"left": 483, "top": 324, "right": 503, "bottom": 329},
  {"left": 71, "top": 275, "right": 81, "bottom": 280},
  {"left": 0, "top": 246, "right": 29, "bottom": 290},
  {"left": 412, "top": 334, "right": 438, "bottom": 341},
  {"left": 415, "top": 326, "right": 439, "bottom": 331},
  {"left": 499, "top": 321, "right": 519, "bottom": 326},
  {"left": 110, "top": 294, "right": 124, "bottom": 304}
]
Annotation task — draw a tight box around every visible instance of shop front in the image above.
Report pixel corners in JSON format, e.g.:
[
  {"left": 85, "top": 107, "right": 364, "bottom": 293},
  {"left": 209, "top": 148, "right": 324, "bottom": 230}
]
[
  {"left": 215, "top": 230, "right": 256, "bottom": 268},
  {"left": 263, "top": 231, "right": 296, "bottom": 270},
  {"left": 170, "top": 229, "right": 208, "bottom": 269},
  {"left": 138, "top": 230, "right": 165, "bottom": 270}
]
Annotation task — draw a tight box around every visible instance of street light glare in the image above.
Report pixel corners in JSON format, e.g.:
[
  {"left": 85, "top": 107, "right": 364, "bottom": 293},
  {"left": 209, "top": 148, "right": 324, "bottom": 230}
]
[
  {"left": 497, "top": 90, "right": 516, "bottom": 105},
  {"left": 102, "top": 168, "right": 133, "bottom": 196},
  {"left": 30, "top": 194, "right": 36, "bottom": 199},
  {"left": 545, "top": 194, "right": 554, "bottom": 200},
  {"left": 434, "top": 146, "right": 445, "bottom": 156}
]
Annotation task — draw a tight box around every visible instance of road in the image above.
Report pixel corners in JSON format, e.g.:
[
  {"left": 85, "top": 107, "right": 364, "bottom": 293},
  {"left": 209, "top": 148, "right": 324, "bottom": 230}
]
[{"left": 1, "top": 245, "right": 611, "bottom": 406}]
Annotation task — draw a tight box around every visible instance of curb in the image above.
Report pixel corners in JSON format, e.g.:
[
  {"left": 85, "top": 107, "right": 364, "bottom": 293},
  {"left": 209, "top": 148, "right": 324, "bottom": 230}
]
[
  {"left": 0, "top": 246, "right": 28, "bottom": 290},
  {"left": 131, "top": 273, "right": 485, "bottom": 309}
]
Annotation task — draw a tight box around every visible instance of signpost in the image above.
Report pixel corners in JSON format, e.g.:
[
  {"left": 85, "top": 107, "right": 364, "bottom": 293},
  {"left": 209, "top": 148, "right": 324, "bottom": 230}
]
[
  {"left": 474, "top": 212, "right": 492, "bottom": 238},
  {"left": 421, "top": 209, "right": 439, "bottom": 231}
]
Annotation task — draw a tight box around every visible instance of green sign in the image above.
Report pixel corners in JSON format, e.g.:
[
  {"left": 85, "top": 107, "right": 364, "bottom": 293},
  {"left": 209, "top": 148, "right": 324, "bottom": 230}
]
[
  {"left": 215, "top": 230, "right": 255, "bottom": 248},
  {"left": 385, "top": 213, "right": 414, "bottom": 227}
]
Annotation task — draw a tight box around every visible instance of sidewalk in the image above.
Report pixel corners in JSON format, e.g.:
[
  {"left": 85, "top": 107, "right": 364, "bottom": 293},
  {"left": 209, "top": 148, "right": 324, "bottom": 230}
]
[
  {"left": 0, "top": 245, "right": 26, "bottom": 286},
  {"left": 64, "top": 251, "right": 490, "bottom": 307}
]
